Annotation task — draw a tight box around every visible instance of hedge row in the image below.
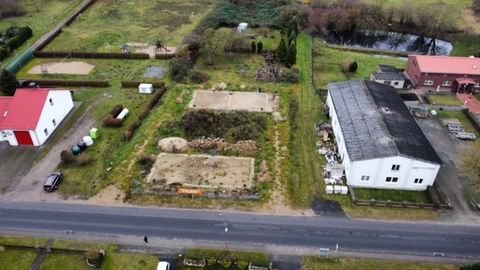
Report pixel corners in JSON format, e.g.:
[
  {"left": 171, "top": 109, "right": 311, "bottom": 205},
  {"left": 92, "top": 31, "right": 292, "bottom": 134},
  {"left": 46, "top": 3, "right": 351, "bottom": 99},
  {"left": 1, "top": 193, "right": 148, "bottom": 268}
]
[
  {"left": 20, "top": 79, "right": 109, "bottom": 87},
  {"left": 155, "top": 54, "right": 175, "bottom": 59},
  {"left": 33, "top": 50, "right": 149, "bottom": 59},
  {"left": 121, "top": 81, "right": 165, "bottom": 88},
  {"left": 35, "top": 28, "right": 62, "bottom": 51},
  {"left": 124, "top": 87, "right": 167, "bottom": 141}
]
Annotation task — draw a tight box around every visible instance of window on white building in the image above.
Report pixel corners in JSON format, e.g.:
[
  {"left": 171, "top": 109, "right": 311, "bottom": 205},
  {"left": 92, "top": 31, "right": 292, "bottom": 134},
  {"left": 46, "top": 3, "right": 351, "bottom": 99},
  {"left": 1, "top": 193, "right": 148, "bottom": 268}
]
[
  {"left": 393, "top": 82, "right": 399, "bottom": 86},
  {"left": 49, "top": 98, "right": 54, "bottom": 106},
  {"left": 391, "top": 164, "right": 400, "bottom": 171},
  {"left": 414, "top": 178, "right": 423, "bottom": 184},
  {"left": 52, "top": 119, "right": 57, "bottom": 127},
  {"left": 361, "top": 175, "right": 370, "bottom": 181},
  {"left": 442, "top": 81, "right": 452, "bottom": 86},
  {"left": 424, "top": 80, "right": 434, "bottom": 86},
  {"left": 44, "top": 128, "right": 49, "bottom": 136},
  {"left": 386, "top": 177, "right": 398, "bottom": 183}
]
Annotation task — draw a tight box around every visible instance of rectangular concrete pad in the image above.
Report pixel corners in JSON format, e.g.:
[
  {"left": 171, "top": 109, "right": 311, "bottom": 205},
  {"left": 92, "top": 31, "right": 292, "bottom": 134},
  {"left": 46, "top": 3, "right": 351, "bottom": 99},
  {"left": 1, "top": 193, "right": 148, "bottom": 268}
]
[
  {"left": 189, "top": 90, "right": 275, "bottom": 112},
  {"left": 147, "top": 153, "right": 254, "bottom": 190}
]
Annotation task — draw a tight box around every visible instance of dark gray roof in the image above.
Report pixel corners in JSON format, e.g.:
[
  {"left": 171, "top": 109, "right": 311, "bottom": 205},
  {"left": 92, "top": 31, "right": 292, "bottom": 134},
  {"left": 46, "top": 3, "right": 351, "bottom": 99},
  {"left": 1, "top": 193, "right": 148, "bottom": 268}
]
[
  {"left": 379, "top": 65, "right": 399, "bottom": 73},
  {"left": 372, "top": 71, "right": 405, "bottom": 81},
  {"left": 327, "top": 80, "right": 442, "bottom": 165}
]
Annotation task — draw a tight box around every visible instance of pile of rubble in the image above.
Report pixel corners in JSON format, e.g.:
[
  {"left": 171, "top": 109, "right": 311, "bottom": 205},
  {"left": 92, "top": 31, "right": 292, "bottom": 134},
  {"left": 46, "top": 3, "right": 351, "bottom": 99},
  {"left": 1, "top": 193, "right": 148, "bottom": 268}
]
[
  {"left": 255, "top": 52, "right": 280, "bottom": 81},
  {"left": 188, "top": 137, "right": 258, "bottom": 156}
]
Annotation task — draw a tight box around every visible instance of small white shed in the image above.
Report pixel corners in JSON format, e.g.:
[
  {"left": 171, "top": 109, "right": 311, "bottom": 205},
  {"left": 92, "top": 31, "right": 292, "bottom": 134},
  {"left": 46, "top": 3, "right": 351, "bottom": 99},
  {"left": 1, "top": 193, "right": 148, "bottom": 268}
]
[
  {"left": 138, "top": 83, "right": 154, "bottom": 94},
  {"left": 237, "top": 23, "right": 248, "bottom": 33}
]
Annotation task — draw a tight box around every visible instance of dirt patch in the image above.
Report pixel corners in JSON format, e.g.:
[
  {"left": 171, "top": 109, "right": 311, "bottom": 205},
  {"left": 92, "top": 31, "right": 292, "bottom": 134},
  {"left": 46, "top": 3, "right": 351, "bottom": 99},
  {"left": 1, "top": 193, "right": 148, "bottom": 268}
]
[
  {"left": 28, "top": 61, "right": 94, "bottom": 75},
  {"left": 189, "top": 90, "right": 277, "bottom": 112},
  {"left": 461, "top": 9, "right": 480, "bottom": 34},
  {"left": 136, "top": 46, "right": 177, "bottom": 58},
  {"left": 87, "top": 185, "right": 125, "bottom": 204},
  {"left": 158, "top": 137, "right": 188, "bottom": 152},
  {"left": 146, "top": 153, "right": 254, "bottom": 190}
]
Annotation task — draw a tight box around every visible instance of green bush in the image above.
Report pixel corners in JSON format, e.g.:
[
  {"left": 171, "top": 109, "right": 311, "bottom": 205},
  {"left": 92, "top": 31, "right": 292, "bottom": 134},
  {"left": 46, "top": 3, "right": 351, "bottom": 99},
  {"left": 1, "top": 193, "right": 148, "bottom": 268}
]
[
  {"left": 188, "top": 70, "right": 209, "bottom": 84},
  {"left": 169, "top": 57, "right": 190, "bottom": 82},
  {"left": 182, "top": 110, "right": 267, "bottom": 142}
]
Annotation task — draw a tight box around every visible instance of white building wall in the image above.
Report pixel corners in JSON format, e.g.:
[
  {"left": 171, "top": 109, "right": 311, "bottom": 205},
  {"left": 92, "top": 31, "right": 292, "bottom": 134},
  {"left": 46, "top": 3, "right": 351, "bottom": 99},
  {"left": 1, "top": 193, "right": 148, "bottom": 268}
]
[
  {"left": 348, "top": 156, "right": 440, "bottom": 191},
  {"left": 0, "top": 130, "right": 18, "bottom": 145},
  {"left": 34, "top": 90, "right": 73, "bottom": 145},
  {"left": 326, "top": 92, "right": 348, "bottom": 161}
]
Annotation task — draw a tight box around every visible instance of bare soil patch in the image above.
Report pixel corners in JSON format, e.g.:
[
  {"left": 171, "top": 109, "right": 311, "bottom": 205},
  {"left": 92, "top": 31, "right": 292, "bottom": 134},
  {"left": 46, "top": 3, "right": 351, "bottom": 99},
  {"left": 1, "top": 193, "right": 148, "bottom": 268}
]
[
  {"left": 158, "top": 137, "right": 188, "bottom": 152},
  {"left": 28, "top": 61, "right": 94, "bottom": 75},
  {"left": 189, "top": 90, "right": 278, "bottom": 112},
  {"left": 146, "top": 153, "right": 254, "bottom": 190},
  {"left": 135, "top": 45, "right": 177, "bottom": 58}
]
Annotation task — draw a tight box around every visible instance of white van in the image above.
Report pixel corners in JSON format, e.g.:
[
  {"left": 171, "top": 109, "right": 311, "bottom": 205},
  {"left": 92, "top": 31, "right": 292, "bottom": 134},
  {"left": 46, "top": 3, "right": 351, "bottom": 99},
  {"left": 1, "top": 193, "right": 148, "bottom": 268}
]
[{"left": 156, "top": 261, "right": 170, "bottom": 270}]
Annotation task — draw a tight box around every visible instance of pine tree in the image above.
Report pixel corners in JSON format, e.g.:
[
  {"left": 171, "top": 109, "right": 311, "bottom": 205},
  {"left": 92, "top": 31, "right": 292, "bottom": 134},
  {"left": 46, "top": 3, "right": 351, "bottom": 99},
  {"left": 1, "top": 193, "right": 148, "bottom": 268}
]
[
  {"left": 0, "top": 69, "right": 17, "bottom": 96},
  {"left": 287, "top": 17, "right": 298, "bottom": 47},
  {"left": 251, "top": 41, "right": 256, "bottom": 53},
  {"left": 286, "top": 42, "right": 297, "bottom": 67},
  {"left": 257, "top": 41, "right": 263, "bottom": 53},
  {"left": 276, "top": 36, "right": 288, "bottom": 65}
]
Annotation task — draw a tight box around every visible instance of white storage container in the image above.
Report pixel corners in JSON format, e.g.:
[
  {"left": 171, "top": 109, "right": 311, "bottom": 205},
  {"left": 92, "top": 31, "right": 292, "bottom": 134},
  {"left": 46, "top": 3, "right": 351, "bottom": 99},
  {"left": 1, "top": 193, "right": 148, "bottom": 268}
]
[
  {"left": 325, "top": 185, "right": 334, "bottom": 194},
  {"left": 138, "top": 83, "right": 153, "bottom": 94},
  {"left": 116, "top": 108, "right": 129, "bottom": 120}
]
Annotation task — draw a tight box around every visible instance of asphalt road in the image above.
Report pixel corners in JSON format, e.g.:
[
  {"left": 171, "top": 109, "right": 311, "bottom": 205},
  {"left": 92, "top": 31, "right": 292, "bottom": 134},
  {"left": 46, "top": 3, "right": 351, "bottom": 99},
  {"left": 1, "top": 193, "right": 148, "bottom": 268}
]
[{"left": 1, "top": 202, "right": 480, "bottom": 260}]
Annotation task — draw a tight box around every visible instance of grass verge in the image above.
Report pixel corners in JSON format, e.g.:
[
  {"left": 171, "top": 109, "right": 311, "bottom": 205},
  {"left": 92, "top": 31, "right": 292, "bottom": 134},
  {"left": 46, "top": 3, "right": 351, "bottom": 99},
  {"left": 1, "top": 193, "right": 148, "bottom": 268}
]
[
  {"left": 303, "top": 257, "right": 459, "bottom": 270},
  {"left": 428, "top": 95, "right": 463, "bottom": 106},
  {"left": 0, "top": 250, "right": 38, "bottom": 270},
  {"left": 354, "top": 188, "right": 431, "bottom": 203}
]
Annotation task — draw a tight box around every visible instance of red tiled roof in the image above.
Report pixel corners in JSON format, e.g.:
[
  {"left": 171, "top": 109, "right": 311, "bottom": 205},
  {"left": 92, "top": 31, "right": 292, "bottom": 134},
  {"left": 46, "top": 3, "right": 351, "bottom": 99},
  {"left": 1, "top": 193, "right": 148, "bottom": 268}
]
[
  {"left": 412, "top": 55, "right": 480, "bottom": 76},
  {"left": 0, "top": 89, "right": 50, "bottom": 130}
]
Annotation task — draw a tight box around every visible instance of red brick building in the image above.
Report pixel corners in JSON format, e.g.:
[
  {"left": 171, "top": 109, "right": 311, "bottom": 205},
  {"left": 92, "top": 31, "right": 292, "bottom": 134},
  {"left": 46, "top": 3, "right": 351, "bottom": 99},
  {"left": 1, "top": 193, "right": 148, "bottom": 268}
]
[{"left": 405, "top": 55, "right": 480, "bottom": 92}]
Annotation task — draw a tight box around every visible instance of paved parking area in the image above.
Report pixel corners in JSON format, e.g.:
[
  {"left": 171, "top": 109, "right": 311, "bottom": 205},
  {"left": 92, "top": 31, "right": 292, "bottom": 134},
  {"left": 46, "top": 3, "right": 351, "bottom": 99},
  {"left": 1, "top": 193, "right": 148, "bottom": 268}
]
[
  {"left": 0, "top": 142, "right": 40, "bottom": 192},
  {"left": 416, "top": 118, "right": 480, "bottom": 224}
]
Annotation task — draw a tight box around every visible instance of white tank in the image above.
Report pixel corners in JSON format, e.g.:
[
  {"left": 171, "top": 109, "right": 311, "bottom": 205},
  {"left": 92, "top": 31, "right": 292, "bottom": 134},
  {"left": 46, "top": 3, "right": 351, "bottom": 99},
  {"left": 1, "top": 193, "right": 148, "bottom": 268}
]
[{"left": 83, "top": 136, "right": 94, "bottom": 146}]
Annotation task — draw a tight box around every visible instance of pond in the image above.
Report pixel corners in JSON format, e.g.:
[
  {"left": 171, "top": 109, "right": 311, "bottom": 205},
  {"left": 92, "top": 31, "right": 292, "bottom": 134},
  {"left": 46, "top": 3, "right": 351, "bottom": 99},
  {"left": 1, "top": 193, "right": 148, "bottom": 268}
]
[{"left": 325, "top": 30, "right": 453, "bottom": 55}]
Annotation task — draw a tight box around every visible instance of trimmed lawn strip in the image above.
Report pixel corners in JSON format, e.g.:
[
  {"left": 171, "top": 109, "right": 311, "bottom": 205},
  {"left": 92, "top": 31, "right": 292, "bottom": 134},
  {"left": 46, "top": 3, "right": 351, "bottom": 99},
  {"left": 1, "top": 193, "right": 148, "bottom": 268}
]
[
  {"left": 354, "top": 188, "right": 431, "bottom": 203},
  {"left": 101, "top": 252, "right": 159, "bottom": 270},
  {"left": 0, "top": 250, "right": 37, "bottom": 270},
  {"left": 0, "top": 236, "right": 48, "bottom": 247},
  {"left": 303, "top": 257, "right": 459, "bottom": 270},
  {"left": 40, "top": 254, "right": 89, "bottom": 270},
  {"left": 428, "top": 95, "right": 463, "bottom": 106}
]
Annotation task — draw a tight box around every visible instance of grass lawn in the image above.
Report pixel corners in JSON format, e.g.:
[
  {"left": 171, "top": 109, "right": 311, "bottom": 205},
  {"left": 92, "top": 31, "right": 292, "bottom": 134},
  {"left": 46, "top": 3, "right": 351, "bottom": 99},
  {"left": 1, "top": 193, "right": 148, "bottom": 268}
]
[
  {"left": 451, "top": 34, "right": 480, "bottom": 57},
  {"left": 354, "top": 188, "right": 431, "bottom": 203},
  {"left": 44, "top": 0, "right": 217, "bottom": 51},
  {"left": 40, "top": 254, "right": 89, "bottom": 270},
  {"left": 362, "top": 0, "right": 471, "bottom": 9},
  {"left": 303, "top": 257, "right": 459, "bottom": 270},
  {"left": 313, "top": 39, "right": 407, "bottom": 89},
  {"left": 101, "top": 252, "right": 159, "bottom": 270},
  {"left": 428, "top": 95, "right": 464, "bottom": 106},
  {"left": 436, "top": 110, "right": 479, "bottom": 136},
  {"left": 0, "top": 0, "right": 83, "bottom": 67},
  {"left": 16, "top": 58, "right": 168, "bottom": 81},
  {"left": 0, "top": 236, "right": 48, "bottom": 247},
  {"left": 0, "top": 250, "right": 38, "bottom": 270}
]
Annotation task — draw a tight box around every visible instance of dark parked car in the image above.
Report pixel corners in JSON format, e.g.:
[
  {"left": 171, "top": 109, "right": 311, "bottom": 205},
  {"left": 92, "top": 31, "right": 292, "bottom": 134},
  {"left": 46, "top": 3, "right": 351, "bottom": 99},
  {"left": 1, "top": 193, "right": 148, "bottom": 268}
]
[{"left": 43, "top": 172, "right": 63, "bottom": 192}]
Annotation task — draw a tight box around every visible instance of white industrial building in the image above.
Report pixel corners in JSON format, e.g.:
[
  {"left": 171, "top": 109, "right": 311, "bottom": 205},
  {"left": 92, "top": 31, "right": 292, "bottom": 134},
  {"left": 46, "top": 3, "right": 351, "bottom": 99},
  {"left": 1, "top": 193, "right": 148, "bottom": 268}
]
[
  {"left": 326, "top": 80, "right": 442, "bottom": 191},
  {"left": 0, "top": 88, "right": 74, "bottom": 146}
]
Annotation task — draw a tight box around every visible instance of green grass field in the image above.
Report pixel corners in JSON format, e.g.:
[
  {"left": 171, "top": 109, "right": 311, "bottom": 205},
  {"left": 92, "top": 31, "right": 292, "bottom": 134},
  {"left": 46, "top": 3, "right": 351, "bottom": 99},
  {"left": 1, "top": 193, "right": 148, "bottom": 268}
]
[
  {"left": 428, "top": 95, "right": 464, "bottom": 106},
  {"left": 303, "top": 257, "right": 459, "bottom": 270},
  {"left": 44, "top": 0, "right": 217, "bottom": 51},
  {"left": 313, "top": 41, "right": 407, "bottom": 89},
  {"left": 0, "top": 0, "right": 83, "bottom": 66},
  {"left": 0, "top": 250, "right": 38, "bottom": 270},
  {"left": 362, "top": 0, "right": 472, "bottom": 10}
]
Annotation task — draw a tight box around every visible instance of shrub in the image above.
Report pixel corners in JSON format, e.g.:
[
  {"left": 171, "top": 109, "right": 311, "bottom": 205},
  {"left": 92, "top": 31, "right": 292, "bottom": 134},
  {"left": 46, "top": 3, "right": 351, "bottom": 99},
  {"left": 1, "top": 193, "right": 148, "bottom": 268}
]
[
  {"left": 251, "top": 41, "right": 257, "bottom": 53},
  {"left": 60, "top": 150, "right": 75, "bottom": 164},
  {"left": 77, "top": 154, "right": 91, "bottom": 166},
  {"left": 22, "top": 79, "right": 109, "bottom": 87},
  {"left": 224, "top": 37, "right": 250, "bottom": 53},
  {"left": 0, "top": 69, "right": 17, "bottom": 96},
  {"left": 138, "top": 154, "right": 156, "bottom": 171},
  {"left": 103, "top": 115, "right": 123, "bottom": 127},
  {"left": 110, "top": 105, "right": 124, "bottom": 118},
  {"left": 169, "top": 57, "right": 190, "bottom": 82},
  {"left": 188, "top": 70, "right": 209, "bottom": 84},
  {"left": 257, "top": 41, "right": 263, "bottom": 53},
  {"left": 349, "top": 61, "right": 358, "bottom": 72},
  {"left": 278, "top": 68, "right": 299, "bottom": 83}
]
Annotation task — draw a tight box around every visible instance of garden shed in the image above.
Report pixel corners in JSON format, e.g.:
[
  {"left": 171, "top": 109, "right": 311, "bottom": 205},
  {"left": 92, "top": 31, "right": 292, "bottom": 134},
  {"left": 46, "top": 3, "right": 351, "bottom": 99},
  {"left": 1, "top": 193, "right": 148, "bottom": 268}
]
[{"left": 138, "top": 83, "right": 153, "bottom": 94}]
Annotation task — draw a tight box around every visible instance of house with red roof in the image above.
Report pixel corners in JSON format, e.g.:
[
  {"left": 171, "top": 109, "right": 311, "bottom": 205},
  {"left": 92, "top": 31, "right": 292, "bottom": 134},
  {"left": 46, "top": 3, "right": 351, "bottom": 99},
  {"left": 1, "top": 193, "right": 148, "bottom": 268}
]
[
  {"left": 405, "top": 55, "right": 480, "bottom": 92},
  {"left": 0, "top": 88, "right": 73, "bottom": 146}
]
